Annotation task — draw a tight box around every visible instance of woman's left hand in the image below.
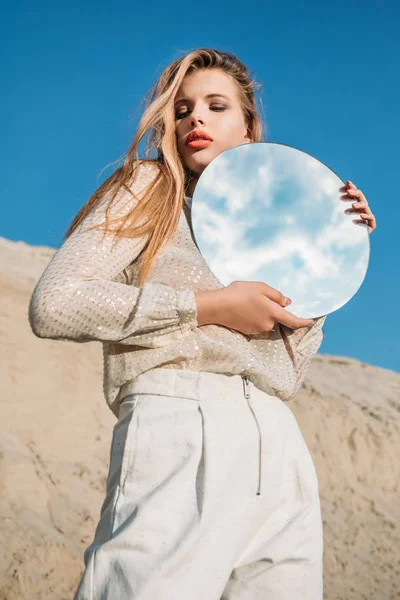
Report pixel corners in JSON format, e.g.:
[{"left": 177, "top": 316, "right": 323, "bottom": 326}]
[{"left": 340, "top": 180, "right": 377, "bottom": 234}]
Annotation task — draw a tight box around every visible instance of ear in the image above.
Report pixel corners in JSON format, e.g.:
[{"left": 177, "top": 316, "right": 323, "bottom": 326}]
[{"left": 244, "top": 123, "right": 252, "bottom": 143}]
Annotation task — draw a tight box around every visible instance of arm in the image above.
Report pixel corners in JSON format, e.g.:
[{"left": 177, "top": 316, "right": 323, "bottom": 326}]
[
  {"left": 195, "top": 288, "right": 326, "bottom": 399},
  {"left": 195, "top": 288, "right": 326, "bottom": 351},
  {"left": 28, "top": 163, "right": 198, "bottom": 348}
]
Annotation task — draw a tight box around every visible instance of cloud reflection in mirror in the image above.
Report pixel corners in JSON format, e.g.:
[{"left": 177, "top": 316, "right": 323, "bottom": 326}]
[{"left": 191, "top": 142, "right": 370, "bottom": 319}]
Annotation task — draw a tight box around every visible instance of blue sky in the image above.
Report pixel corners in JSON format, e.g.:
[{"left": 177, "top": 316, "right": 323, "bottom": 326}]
[{"left": 2, "top": 1, "right": 399, "bottom": 373}]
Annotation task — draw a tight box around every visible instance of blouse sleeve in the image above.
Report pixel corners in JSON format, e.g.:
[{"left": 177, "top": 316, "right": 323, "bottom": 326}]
[
  {"left": 279, "top": 315, "right": 327, "bottom": 399},
  {"left": 281, "top": 315, "right": 326, "bottom": 356},
  {"left": 28, "top": 162, "right": 198, "bottom": 348}
]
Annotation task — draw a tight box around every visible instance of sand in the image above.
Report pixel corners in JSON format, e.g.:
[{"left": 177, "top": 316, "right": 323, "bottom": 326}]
[{"left": 0, "top": 235, "right": 399, "bottom": 599}]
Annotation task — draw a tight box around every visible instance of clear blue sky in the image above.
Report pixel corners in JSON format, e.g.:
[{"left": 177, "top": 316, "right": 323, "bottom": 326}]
[{"left": 2, "top": 1, "right": 399, "bottom": 373}]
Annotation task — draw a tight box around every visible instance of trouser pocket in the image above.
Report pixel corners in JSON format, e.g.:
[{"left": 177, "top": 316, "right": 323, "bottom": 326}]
[
  {"left": 91, "top": 395, "right": 141, "bottom": 545},
  {"left": 118, "top": 393, "right": 203, "bottom": 499},
  {"left": 109, "top": 394, "right": 141, "bottom": 493}
]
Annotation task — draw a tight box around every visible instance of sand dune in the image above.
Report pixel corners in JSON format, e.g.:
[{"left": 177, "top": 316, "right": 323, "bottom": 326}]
[{"left": 0, "top": 235, "right": 399, "bottom": 600}]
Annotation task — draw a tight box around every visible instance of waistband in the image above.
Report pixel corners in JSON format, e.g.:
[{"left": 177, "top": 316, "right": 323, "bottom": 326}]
[{"left": 119, "top": 368, "right": 263, "bottom": 496}]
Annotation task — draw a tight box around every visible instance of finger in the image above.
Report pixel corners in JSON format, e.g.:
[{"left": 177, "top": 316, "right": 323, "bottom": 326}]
[
  {"left": 345, "top": 210, "right": 368, "bottom": 217},
  {"left": 360, "top": 213, "right": 375, "bottom": 222},
  {"left": 344, "top": 202, "right": 369, "bottom": 214},
  {"left": 365, "top": 215, "right": 377, "bottom": 233},
  {"left": 352, "top": 218, "right": 370, "bottom": 227},
  {"left": 274, "top": 305, "right": 314, "bottom": 329},
  {"left": 259, "top": 282, "right": 291, "bottom": 307},
  {"left": 339, "top": 192, "right": 366, "bottom": 204},
  {"left": 339, "top": 180, "right": 357, "bottom": 192},
  {"left": 347, "top": 189, "right": 368, "bottom": 205}
]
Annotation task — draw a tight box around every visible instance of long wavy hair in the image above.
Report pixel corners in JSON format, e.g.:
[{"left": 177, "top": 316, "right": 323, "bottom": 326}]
[{"left": 64, "top": 48, "right": 267, "bottom": 286}]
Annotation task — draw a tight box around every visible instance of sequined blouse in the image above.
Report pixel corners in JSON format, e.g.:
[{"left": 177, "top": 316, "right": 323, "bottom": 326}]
[{"left": 28, "top": 160, "right": 326, "bottom": 418}]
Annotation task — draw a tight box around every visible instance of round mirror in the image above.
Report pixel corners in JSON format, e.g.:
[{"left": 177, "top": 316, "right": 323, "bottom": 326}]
[{"left": 190, "top": 142, "right": 370, "bottom": 320}]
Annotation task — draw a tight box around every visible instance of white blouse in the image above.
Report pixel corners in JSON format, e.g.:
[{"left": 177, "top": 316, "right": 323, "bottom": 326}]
[{"left": 28, "top": 161, "right": 326, "bottom": 418}]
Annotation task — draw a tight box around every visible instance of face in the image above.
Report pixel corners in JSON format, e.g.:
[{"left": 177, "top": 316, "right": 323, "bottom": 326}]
[{"left": 174, "top": 68, "right": 251, "bottom": 190}]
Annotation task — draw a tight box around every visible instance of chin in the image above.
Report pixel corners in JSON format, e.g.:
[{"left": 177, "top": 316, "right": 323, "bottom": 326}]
[{"left": 183, "top": 150, "right": 218, "bottom": 174}]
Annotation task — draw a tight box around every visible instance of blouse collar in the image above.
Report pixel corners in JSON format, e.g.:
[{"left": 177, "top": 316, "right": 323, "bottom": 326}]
[{"left": 183, "top": 193, "right": 192, "bottom": 209}]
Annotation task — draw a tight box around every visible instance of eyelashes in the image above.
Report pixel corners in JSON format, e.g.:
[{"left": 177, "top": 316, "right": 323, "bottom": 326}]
[{"left": 175, "top": 106, "right": 227, "bottom": 120}]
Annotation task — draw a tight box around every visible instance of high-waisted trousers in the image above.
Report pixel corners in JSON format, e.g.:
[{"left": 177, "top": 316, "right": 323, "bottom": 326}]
[{"left": 72, "top": 367, "right": 324, "bottom": 599}]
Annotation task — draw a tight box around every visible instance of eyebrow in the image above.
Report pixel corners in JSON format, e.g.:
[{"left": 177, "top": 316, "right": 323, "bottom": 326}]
[{"left": 174, "top": 93, "right": 231, "bottom": 106}]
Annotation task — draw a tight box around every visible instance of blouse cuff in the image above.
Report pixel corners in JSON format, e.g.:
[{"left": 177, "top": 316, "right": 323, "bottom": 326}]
[
  {"left": 178, "top": 288, "right": 199, "bottom": 333},
  {"left": 295, "top": 315, "right": 326, "bottom": 356}
]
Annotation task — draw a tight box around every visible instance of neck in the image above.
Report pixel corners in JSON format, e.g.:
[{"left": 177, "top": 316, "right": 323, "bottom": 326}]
[
  {"left": 184, "top": 182, "right": 196, "bottom": 198},
  {"left": 184, "top": 171, "right": 199, "bottom": 198}
]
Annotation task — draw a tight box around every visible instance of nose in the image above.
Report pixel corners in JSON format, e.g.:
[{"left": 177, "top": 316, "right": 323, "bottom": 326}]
[{"left": 191, "top": 113, "right": 205, "bottom": 127}]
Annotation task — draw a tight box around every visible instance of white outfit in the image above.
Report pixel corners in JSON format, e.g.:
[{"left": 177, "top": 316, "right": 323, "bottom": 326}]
[
  {"left": 27, "top": 160, "right": 325, "bottom": 598},
  {"left": 72, "top": 368, "right": 323, "bottom": 600}
]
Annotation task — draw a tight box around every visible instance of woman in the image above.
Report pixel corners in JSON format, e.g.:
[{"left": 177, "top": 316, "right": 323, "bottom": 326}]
[{"left": 28, "top": 48, "right": 376, "bottom": 599}]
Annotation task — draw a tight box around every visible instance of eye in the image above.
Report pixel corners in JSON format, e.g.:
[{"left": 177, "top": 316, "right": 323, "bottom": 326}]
[{"left": 175, "top": 105, "right": 227, "bottom": 120}]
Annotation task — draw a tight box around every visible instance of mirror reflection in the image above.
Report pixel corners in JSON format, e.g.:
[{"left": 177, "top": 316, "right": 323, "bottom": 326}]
[{"left": 190, "top": 142, "right": 370, "bottom": 320}]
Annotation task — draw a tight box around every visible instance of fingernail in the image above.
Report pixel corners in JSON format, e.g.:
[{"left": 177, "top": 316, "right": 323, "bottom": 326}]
[{"left": 285, "top": 297, "right": 292, "bottom": 305}]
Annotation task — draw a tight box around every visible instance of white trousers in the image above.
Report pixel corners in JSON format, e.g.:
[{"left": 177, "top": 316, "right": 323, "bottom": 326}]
[{"left": 73, "top": 368, "right": 323, "bottom": 599}]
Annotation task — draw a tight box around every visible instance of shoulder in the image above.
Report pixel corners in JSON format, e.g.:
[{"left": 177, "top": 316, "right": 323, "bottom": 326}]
[
  {"left": 108, "top": 160, "right": 164, "bottom": 224},
  {"left": 128, "top": 159, "right": 164, "bottom": 193}
]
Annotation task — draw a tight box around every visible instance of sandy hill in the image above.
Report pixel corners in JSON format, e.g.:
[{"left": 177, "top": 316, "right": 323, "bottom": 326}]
[{"left": 0, "top": 235, "right": 399, "bottom": 600}]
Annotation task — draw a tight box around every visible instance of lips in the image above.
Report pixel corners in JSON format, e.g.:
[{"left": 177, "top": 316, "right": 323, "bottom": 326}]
[
  {"left": 186, "top": 130, "right": 213, "bottom": 145},
  {"left": 187, "top": 139, "right": 212, "bottom": 149}
]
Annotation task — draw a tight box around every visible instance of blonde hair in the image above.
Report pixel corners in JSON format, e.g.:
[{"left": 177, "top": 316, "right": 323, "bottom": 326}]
[{"left": 64, "top": 48, "right": 267, "bottom": 286}]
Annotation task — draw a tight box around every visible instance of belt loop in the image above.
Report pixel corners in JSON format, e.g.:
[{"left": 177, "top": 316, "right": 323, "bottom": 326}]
[{"left": 242, "top": 376, "right": 262, "bottom": 496}]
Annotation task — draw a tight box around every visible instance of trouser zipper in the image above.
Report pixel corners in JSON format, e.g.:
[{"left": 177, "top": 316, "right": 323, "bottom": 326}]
[{"left": 242, "top": 375, "right": 262, "bottom": 496}]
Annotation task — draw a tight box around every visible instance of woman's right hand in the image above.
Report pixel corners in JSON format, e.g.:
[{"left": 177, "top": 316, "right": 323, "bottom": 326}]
[{"left": 195, "top": 281, "right": 314, "bottom": 334}]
